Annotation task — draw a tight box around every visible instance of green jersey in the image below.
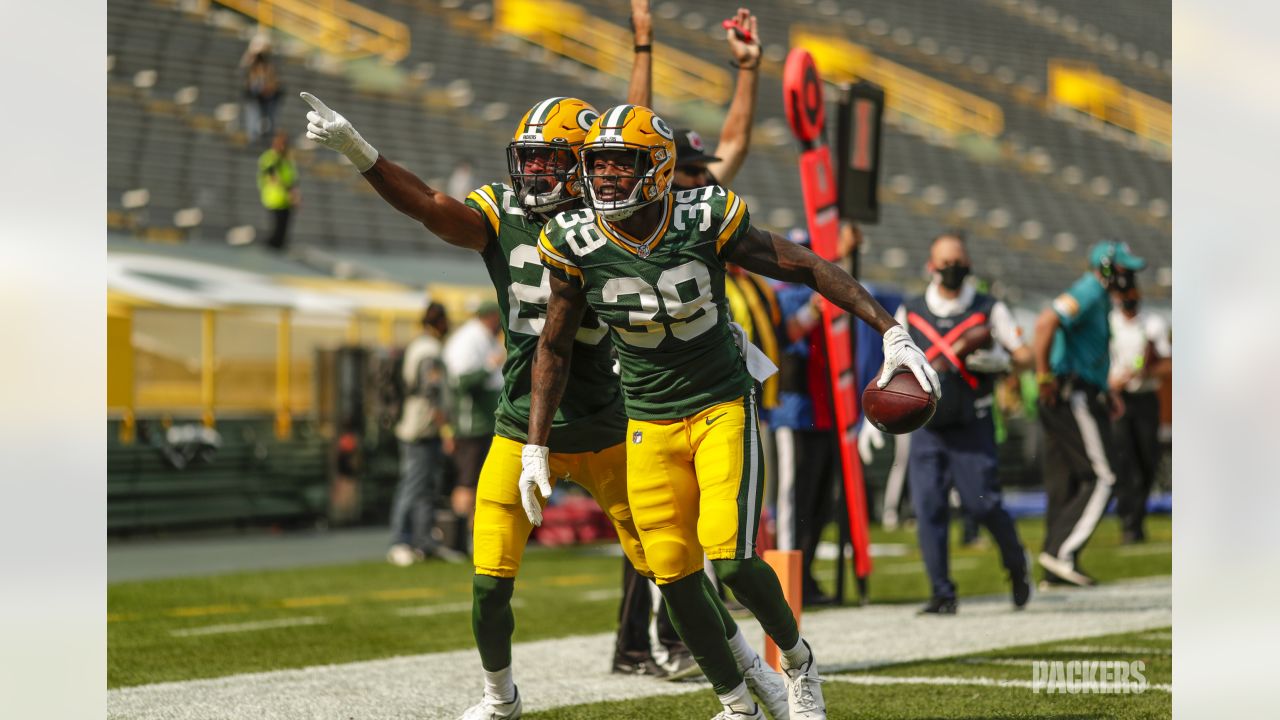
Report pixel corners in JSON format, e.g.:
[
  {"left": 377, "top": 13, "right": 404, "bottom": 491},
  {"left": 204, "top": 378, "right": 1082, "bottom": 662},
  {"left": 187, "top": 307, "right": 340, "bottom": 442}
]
[
  {"left": 538, "top": 185, "right": 754, "bottom": 420},
  {"left": 464, "top": 182, "right": 626, "bottom": 453}
]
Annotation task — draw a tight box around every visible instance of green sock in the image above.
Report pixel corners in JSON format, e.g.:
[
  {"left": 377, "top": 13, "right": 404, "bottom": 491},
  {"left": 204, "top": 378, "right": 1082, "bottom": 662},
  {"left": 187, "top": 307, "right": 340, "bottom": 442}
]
[
  {"left": 700, "top": 571, "right": 739, "bottom": 639},
  {"left": 711, "top": 557, "right": 800, "bottom": 650},
  {"left": 472, "top": 574, "right": 515, "bottom": 671},
  {"left": 659, "top": 571, "right": 743, "bottom": 694}
]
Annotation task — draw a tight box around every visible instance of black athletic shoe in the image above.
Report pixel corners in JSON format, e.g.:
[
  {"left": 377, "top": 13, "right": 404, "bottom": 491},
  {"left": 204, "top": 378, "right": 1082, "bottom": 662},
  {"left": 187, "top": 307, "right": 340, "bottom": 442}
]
[
  {"left": 918, "top": 596, "right": 958, "bottom": 615},
  {"left": 1012, "top": 572, "right": 1032, "bottom": 610},
  {"left": 611, "top": 654, "right": 668, "bottom": 678}
]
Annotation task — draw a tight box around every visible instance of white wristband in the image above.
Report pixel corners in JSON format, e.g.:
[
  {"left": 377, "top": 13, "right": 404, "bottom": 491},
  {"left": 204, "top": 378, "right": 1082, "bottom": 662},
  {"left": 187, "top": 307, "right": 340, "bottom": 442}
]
[{"left": 346, "top": 137, "right": 378, "bottom": 173}]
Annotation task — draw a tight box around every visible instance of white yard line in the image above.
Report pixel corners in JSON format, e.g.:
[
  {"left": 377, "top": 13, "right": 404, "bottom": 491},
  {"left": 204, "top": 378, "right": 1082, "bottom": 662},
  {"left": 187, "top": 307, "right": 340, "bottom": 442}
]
[
  {"left": 827, "top": 674, "right": 1172, "bottom": 693},
  {"left": 1053, "top": 644, "right": 1173, "bottom": 655},
  {"left": 169, "top": 617, "right": 328, "bottom": 638},
  {"left": 109, "top": 576, "right": 1171, "bottom": 719}
]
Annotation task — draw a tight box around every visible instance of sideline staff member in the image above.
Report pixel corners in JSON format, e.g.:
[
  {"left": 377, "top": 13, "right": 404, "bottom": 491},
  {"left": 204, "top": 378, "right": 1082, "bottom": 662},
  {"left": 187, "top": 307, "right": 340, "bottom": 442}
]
[{"left": 1032, "top": 240, "right": 1146, "bottom": 587}]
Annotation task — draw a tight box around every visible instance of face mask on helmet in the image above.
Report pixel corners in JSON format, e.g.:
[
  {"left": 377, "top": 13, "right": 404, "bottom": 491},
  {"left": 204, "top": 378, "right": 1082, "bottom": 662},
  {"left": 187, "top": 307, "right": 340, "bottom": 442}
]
[
  {"left": 506, "top": 142, "right": 580, "bottom": 213},
  {"left": 579, "top": 105, "right": 676, "bottom": 221},
  {"left": 581, "top": 146, "right": 664, "bottom": 221},
  {"left": 507, "top": 98, "right": 598, "bottom": 214}
]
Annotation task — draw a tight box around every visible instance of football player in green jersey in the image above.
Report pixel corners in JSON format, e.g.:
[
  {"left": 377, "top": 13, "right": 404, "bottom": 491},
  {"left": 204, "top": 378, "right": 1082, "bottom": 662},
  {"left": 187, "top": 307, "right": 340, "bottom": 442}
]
[
  {"left": 527, "top": 105, "right": 941, "bottom": 720},
  {"left": 300, "top": 93, "right": 789, "bottom": 720}
]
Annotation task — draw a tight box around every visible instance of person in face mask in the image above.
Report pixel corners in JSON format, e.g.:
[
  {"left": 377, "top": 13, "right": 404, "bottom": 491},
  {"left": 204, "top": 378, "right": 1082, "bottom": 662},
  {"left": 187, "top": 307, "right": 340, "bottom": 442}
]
[
  {"left": 1031, "top": 239, "right": 1147, "bottom": 588},
  {"left": 861, "top": 232, "right": 1034, "bottom": 614},
  {"left": 1107, "top": 284, "right": 1172, "bottom": 544}
]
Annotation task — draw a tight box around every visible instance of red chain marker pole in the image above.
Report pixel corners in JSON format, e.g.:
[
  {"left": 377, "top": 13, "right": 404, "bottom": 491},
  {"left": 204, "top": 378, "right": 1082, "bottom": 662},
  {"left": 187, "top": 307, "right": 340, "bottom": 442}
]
[{"left": 782, "top": 49, "right": 873, "bottom": 598}]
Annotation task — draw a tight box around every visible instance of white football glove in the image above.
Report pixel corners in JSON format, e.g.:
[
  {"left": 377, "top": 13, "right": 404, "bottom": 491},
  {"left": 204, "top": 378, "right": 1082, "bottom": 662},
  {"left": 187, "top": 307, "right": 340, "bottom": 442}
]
[
  {"left": 300, "top": 92, "right": 379, "bottom": 172},
  {"left": 519, "top": 444, "right": 553, "bottom": 527},
  {"left": 858, "top": 421, "right": 885, "bottom": 465},
  {"left": 880, "top": 325, "right": 942, "bottom": 400}
]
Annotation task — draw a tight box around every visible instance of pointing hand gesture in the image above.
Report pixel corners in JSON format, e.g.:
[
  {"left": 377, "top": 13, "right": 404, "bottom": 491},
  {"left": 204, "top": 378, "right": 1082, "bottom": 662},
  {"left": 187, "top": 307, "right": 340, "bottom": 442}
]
[{"left": 300, "top": 91, "right": 379, "bottom": 172}]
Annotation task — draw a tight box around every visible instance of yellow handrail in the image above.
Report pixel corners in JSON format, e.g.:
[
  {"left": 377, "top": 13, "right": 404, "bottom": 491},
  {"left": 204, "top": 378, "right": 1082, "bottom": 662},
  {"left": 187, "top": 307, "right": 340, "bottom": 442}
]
[
  {"left": 1048, "top": 60, "right": 1171, "bottom": 147},
  {"left": 495, "top": 0, "right": 731, "bottom": 106},
  {"left": 208, "top": 0, "right": 410, "bottom": 64},
  {"left": 791, "top": 27, "right": 1004, "bottom": 138}
]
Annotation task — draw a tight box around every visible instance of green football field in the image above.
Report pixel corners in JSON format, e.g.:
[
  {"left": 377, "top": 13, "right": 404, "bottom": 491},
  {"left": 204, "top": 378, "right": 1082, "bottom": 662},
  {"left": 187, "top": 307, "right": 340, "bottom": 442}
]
[
  {"left": 109, "top": 514, "right": 1171, "bottom": 701},
  {"left": 530, "top": 627, "right": 1171, "bottom": 719}
]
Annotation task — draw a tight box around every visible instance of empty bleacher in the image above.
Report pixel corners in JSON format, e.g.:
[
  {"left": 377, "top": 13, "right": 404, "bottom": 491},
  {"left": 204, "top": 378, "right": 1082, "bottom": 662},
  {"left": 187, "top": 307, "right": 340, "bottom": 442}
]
[{"left": 108, "top": 0, "right": 1170, "bottom": 301}]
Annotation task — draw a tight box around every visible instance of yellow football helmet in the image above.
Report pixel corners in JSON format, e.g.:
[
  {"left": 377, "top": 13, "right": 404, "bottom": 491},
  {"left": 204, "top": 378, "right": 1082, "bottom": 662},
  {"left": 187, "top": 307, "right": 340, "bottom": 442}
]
[
  {"left": 507, "top": 97, "right": 599, "bottom": 213},
  {"left": 580, "top": 105, "right": 676, "bottom": 220}
]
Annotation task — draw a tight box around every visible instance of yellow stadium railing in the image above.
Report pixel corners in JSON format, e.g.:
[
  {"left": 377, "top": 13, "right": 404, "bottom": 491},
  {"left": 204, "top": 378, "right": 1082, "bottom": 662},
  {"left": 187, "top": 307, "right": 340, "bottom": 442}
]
[
  {"left": 200, "top": 0, "right": 410, "bottom": 64},
  {"left": 791, "top": 27, "right": 1004, "bottom": 139},
  {"left": 495, "top": 0, "right": 732, "bottom": 106},
  {"left": 107, "top": 283, "right": 494, "bottom": 443},
  {"left": 1048, "top": 60, "right": 1171, "bottom": 147}
]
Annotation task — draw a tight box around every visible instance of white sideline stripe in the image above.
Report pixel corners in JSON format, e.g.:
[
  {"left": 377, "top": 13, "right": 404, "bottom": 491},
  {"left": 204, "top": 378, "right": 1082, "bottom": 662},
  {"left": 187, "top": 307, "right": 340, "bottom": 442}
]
[
  {"left": 169, "top": 617, "right": 327, "bottom": 638},
  {"left": 1054, "top": 644, "right": 1173, "bottom": 655},
  {"left": 109, "top": 577, "right": 1171, "bottom": 720},
  {"left": 816, "top": 558, "right": 979, "bottom": 580},
  {"left": 397, "top": 599, "right": 525, "bottom": 617},
  {"left": 815, "top": 542, "right": 911, "bottom": 560},
  {"left": 826, "top": 674, "right": 1172, "bottom": 693},
  {"left": 960, "top": 657, "right": 1048, "bottom": 667},
  {"left": 580, "top": 588, "right": 623, "bottom": 602}
]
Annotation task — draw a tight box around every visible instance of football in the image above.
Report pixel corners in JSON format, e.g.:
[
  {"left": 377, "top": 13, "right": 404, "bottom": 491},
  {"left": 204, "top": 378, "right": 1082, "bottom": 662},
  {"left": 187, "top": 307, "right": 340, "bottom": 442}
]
[{"left": 863, "top": 367, "right": 937, "bottom": 434}]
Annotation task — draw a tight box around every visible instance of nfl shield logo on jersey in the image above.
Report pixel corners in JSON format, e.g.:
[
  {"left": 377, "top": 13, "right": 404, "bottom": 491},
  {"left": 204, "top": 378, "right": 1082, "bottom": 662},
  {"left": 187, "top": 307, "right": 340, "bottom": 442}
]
[{"left": 632, "top": 431, "right": 643, "bottom": 444}]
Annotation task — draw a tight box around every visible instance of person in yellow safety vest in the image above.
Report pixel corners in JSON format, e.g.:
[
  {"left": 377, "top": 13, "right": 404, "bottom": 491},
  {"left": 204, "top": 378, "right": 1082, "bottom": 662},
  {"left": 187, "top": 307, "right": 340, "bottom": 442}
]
[{"left": 257, "top": 131, "right": 300, "bottom": 251}]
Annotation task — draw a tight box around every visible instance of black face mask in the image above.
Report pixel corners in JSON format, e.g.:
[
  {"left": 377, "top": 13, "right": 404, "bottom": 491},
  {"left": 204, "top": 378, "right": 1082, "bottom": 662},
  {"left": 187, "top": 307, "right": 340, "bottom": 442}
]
[
  {"left": 1107, "top": 269, "right": 1136, "bottom": 292},
  {"left": 1121, "top": 298, "right": 1140, "bottom": 314},
  {"left": 937, "top": 264, "right": 970, "bottom": 291}
]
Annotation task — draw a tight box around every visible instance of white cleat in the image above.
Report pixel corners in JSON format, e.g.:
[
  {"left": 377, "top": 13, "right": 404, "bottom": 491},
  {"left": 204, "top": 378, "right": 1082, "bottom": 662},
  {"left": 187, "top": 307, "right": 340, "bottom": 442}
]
[
  {"left": 458, "top": 688, "right": 522, "bottom": 720},
  {"left": 712, "top": 703, "right": 765, "bottom": 720},
  {"left": 743, "top": 656, "right": 790, "bottom": 720},
  {"left": 783, "top": 641, "right": 826, "bottom": 720}
]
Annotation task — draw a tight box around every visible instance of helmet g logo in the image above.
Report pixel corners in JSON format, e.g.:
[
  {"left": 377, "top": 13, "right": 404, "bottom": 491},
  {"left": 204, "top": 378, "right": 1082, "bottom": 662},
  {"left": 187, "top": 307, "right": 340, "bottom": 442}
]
[
  {"left": 652, "top": 116, "right": 673, "bottom": 140},
  {"left": 577, "top": 109, "right": 599, "bottom": 131}
]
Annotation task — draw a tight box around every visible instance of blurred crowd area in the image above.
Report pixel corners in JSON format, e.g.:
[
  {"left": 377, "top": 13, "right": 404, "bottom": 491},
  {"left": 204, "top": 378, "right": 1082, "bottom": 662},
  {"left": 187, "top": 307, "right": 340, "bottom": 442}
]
[{"left": 107, "top": 0, "right": 1170, "bottom": 542}]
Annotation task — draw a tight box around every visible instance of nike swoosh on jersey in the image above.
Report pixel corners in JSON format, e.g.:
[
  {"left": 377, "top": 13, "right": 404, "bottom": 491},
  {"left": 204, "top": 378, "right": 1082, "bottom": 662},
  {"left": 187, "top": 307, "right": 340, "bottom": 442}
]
[{"left": 706, "top": 413, "right": 727, "bottom": 426}]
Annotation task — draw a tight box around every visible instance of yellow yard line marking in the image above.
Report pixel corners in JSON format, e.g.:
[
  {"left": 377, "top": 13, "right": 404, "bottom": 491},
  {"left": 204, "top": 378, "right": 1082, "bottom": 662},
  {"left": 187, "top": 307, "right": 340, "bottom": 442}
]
[
  {"left": 368, "top": 588, "right": 443, "bottom": 601},
  {"left": 543, "top": 574, "right": 603, "bottom": 587},
  {"left": 166, "top": 604, "right": 252, "bottom": 618},
  {"left": 280, "top": 595, "right": 350, "bottom": 609}
]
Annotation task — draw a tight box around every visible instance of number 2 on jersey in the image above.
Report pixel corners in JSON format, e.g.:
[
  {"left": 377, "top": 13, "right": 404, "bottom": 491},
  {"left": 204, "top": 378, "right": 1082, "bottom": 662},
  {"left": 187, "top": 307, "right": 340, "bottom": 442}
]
[{"left": 508, "top": 243, "right": 606, "bottom": 344}]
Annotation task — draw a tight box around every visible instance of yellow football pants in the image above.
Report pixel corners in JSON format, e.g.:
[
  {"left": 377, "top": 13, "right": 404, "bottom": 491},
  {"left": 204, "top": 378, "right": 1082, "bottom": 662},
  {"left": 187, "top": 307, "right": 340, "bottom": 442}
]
[
  {"left": 472, "top": 434, "right": 650, "bottom": 579},
  {"left": 626, "top": 394, "right": 765, "bottom": 584}
]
